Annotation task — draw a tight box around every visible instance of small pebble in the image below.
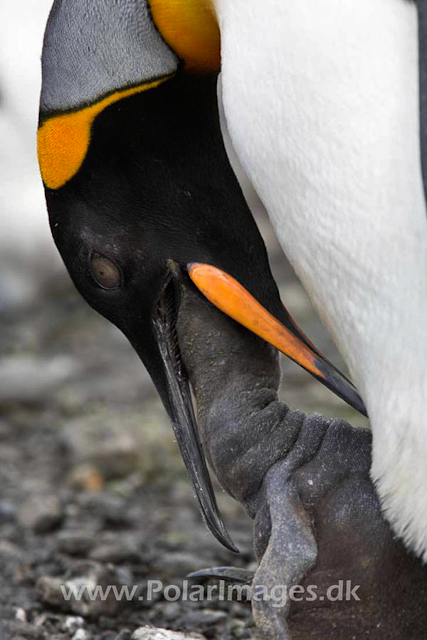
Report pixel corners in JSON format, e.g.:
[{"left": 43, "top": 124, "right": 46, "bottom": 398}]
[
  {"left": 0, "top": 500, "right": 16, "bottom": 522},
  {"left": 3, "top": 620, "right": 46, "bottom": 638},
  {"left": 15, "top": 608, "right": 27, "bottom": 623},
  {"left": 72, "top": 630, "right": 92, "bottom": 640},
  {"left": 231, "top": 620, "right": 248, "bottom": 639},
  {"left": 89, "top": 541, "right": 141, "bottom": 564},
  {"left": 36, "top": 576, "right": 67, "bottom": 609},
  {"left": 132, "top": 628, "right": 206, "bottom": 640},
  {"left": 98, "top": 633, "right": 116, "bottom": 640},
  {"left": 33, "top": 612, "right": 63, "bottom": 628},
  {"left": 178, "top": 609, "right": 227, "bottom": 628},
  {"left": 76, "top": 493, "right": 129, "bottom": 527},
  {"left": 63, "top": 615, "right": 84, "bottom": 632},
  {"left": 153, "top": 552, "right": 202, "bottom": 576},
  {"left": 63, "top": 419, "right": 140, "bottom": 480},
  {"left": 68, "top": 464, "right": 105, "bottom": 492},
  {"left": 162, "top": 602, "right": 181, "bottom": 622},
  {"left": 57, "top": 530, "right": 95, "bottom": 556},
  {"left": 19, "top": 495, "right": 63, "bottom": 534}
]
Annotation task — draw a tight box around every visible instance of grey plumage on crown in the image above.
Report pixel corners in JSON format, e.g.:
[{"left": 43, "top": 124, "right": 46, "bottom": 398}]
[{"left": 40, "top": 0, "right": 178, "bottom": 115}]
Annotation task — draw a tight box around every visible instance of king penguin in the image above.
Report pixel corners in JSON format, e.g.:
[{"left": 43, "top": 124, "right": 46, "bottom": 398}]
[{"left": 37, "top": 0, "right": 427, "bottom": 561}]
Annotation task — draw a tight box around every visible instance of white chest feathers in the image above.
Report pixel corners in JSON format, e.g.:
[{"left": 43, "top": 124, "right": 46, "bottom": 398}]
[{"left": 217, "top": 0, "right": 427, "bottom": 559}]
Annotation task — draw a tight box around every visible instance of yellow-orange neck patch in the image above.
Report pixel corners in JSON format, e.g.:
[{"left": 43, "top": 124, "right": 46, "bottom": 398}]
[
  {"left": 148, "top": 0, "right": 220, "bottom": 73},
  {"left": 38, "top": 77, "right": 170, "bottom": 190}
]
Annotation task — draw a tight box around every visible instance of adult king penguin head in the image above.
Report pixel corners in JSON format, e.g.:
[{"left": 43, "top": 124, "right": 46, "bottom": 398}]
[{"left": 38, "top": 0, "right": 366, "bottom": 551}]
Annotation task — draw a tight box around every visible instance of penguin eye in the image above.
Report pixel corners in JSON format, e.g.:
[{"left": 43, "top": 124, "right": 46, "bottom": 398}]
[{"left": 90, "top": 253, "right": 122, "bottom": 289}]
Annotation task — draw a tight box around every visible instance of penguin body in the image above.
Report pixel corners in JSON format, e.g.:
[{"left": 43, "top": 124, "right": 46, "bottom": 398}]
[{"left": 216, "top": 0, "right": 427, "bottom": 559}]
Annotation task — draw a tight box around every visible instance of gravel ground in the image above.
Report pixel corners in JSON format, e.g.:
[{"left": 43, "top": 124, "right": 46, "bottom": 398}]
[{"left": 0, "top": 167, "right": 367, "bottom": 640}]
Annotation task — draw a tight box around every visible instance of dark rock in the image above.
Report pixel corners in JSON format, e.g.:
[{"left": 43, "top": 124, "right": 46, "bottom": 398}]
[{"left": 98, "top": 633, "right": 116, "bottom": 640}]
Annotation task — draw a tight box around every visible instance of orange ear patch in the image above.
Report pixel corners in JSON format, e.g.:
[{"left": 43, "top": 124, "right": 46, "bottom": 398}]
[
  {"left": 148, "top": 0, "right": 220, "bottom": 73},
  {"left": 38, "top": 77, "right": 170, "bottom": 190}
]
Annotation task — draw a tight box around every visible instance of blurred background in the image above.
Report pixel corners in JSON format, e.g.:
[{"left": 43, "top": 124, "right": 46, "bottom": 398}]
[{"left": 0, "top": 4, "right": 367, "bottom": 639}]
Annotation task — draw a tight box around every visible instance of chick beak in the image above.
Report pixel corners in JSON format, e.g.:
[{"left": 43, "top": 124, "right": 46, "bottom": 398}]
[
  {"left": 188, "top": 263, "right": 367, "bottom": 417},
  {"left": 151, "top": 274, "right": 238, "bottom": 553}
]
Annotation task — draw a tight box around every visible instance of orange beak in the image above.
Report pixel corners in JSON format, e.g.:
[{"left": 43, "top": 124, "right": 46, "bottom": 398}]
[{"left": 188, "top": 263, "right": 367, "bottom": 416}]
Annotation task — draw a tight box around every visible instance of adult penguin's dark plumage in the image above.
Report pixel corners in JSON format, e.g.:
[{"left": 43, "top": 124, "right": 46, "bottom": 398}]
[{"left": 39, "top": 0, "right": 369, "bottom": 552}]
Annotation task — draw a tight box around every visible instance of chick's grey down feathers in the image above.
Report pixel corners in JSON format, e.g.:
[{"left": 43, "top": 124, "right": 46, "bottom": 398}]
[{"left": 177, "top": 285, "right": 427, "bottom": 640}]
